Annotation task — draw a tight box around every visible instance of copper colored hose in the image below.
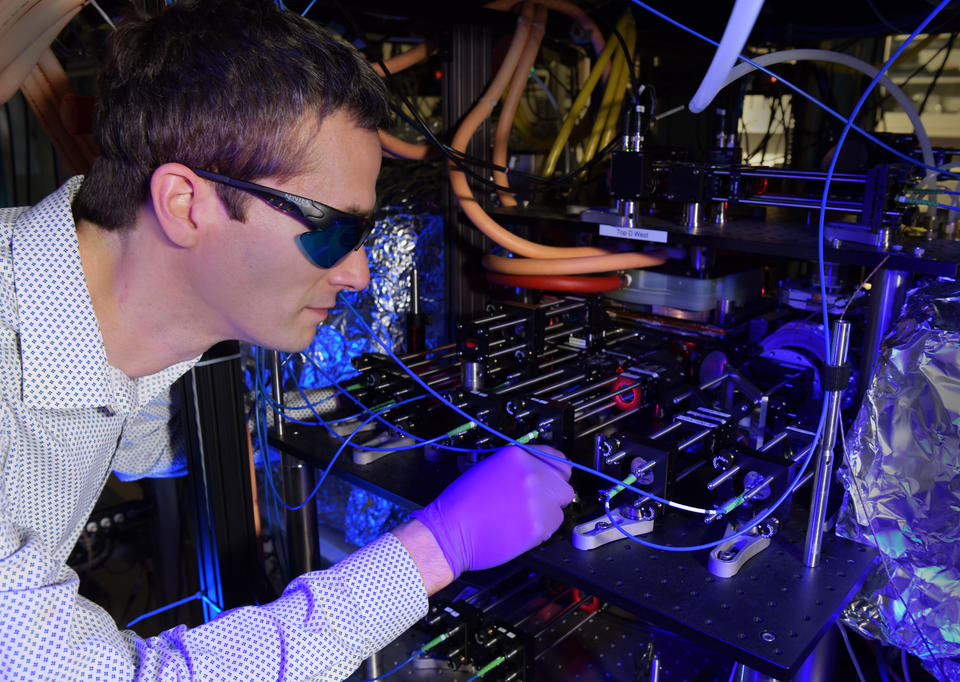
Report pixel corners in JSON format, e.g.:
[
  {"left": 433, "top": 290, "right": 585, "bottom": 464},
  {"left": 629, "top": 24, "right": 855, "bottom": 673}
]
[
  {"left": 450, "top": 8, "right": 665, "bottom": 275},
  {"left": 484, "top": 0, "right": 605, "bottom": 57},
  {"left": 483, "top": 252, "right": 665, "bottom": 275},
  {"left": 486, "top": 271, "right": 624, "bottom": 292},
  {"left": 371, "top": 43, "right": 430, "bottom": 77},
  {"left": 494, "top": 4, "right": 548, "bottom": 207}
]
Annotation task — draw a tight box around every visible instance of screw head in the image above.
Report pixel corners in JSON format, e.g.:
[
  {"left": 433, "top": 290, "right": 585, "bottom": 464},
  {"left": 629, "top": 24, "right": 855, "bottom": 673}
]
[{"left": 761, "top": 630, "right": 776, "bottom": 642}]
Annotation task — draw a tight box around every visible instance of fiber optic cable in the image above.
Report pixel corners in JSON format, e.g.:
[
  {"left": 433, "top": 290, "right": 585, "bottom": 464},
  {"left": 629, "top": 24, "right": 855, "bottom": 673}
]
[
  {"left": 583, "top": 15, "right": 631, "bottom": 163},
  {"left": 464, "top": 656, "right": 507, "bottom": 681},
  {"left": 628, "top": 0, "right": 960, "bottom": 183},
  {"left": 815, "top": 0, "right": 949, "bottom": 354},
  {"left": 601, "top": 401, "right": 825, "bottom": 553},
  {"left": 896, "top": 196, "right": 960, "bottom": 212},
  {"left": 126, "top": 591, "right": 223, "bottom": 629},
  {"left": 361, "top": 625, "right": 464, "bottom": 681},
  {"left": 294, "top": 354, "right": 503, "bottom": 455},
  {"left": 340, "top": 296, "right": 720, "bottom": 516},
  {"left": 269, "top": 394, "right": 429, "bottom": 513},
  {"left": 795, "top": 2, "right": 948, "bottom": 675},
  {"left": 543, "top": 18, "right": 625, "bottom": 178}
]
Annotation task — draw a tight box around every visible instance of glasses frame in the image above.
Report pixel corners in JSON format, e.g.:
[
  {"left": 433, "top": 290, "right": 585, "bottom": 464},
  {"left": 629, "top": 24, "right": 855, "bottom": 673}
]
[{"left": 189, "top": 167, "right": 374, "bottom": 268}]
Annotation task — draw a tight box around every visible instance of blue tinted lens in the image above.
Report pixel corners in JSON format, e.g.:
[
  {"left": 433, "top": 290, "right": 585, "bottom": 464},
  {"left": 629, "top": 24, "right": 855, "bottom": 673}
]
[{"left": 295, "top": 217, "right": 367, "bottom": 268}]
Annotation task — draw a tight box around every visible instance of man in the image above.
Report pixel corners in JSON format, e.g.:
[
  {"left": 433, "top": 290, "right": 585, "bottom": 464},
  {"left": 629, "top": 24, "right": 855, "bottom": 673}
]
[{"left": 0, "top": 1, "right": 574, "bottom": 679}]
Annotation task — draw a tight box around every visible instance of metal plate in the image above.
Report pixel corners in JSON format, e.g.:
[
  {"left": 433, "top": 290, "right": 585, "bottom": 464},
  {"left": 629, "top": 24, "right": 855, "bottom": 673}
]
[
  {"left": 492, "top": 207, "right": 960, "bottom": 277},
  {"left": 274, "top": 428, "right": 877, "bottom": 679},
  {"left": 525, "top": 513, "right": 877, "bottom": 679}
]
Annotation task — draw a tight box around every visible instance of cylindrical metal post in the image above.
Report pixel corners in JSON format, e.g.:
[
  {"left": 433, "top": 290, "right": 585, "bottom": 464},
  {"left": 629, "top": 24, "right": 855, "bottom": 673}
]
[
  {"left": 858, "top": 269, "right": 907, "bottom": 399},
  {"left": 271, "top": 351, "right": 320, "bottom": 575},
  {"left": 364, "top": 652, "right": 382, "bottom": 679},
  {"left": 269, "top": 351, "right": 286, "bottom": 439},
  {"left": 804, "top": 320, "right": 851, "bottom": 568},
  {"left": 462, "top": 360, "right": 484, "bottom": 391}
]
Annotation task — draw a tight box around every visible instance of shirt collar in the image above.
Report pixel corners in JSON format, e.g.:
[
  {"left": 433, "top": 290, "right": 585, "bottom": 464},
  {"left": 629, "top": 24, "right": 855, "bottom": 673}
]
[{"left": 12, "top": 178, "right": 196, "bottom": 411}]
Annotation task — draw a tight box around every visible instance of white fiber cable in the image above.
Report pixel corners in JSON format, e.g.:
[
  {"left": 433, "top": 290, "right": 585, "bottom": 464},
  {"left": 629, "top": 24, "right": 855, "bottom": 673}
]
[
  {"left": 722, "top": 49, "right": 935, "bottom": 176},
  {"left": 687, "top": 0, "right": 765, "bottom": 113}
]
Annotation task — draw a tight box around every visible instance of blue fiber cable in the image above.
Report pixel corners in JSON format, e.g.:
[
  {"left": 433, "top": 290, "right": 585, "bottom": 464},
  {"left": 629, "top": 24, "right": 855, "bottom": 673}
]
[
  {"left": 816, "top": 0, "right": 951, "bottom": 354},
  {"left": 253, "top": 348, "right": 289, "bottom": 578},
  {"left": 126, "top": 591, "right": 223, "bottom": 628},
  {"left": 628, "top": 0, "right": 960, "bottom": 182},
  {"left": 701, "top": 0, "right": 951, "bottom": 674},
  {"left": 601, "top": 400, "right": 826, "bottom": 552},
  {"left": 339, "top": 295, "right": 720, "bottom": 517},
  {"left": 279, "top": 394, "right": 429, "bottom": 512},
  {"left": 298, "top": 353, "right": 501, "bottom": 454}
]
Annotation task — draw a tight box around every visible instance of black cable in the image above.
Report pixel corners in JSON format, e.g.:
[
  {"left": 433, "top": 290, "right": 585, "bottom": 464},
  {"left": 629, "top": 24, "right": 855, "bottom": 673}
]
[
  {"left": 865, "top": 37, "right": 952, "bottom": 120},
  {"left": 918, "top": 33, "right": 955, "bottom": 115},
  {"left": 609, "top": 26, "right": 641, "bottom": 103},
  {"left": 328, "top": 0, "right": 623, "bottom": 201}
]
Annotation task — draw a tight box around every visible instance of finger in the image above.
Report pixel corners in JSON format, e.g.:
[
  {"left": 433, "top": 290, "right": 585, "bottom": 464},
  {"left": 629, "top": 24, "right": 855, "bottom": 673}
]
[
  {"left": 527, "top": 444, "right": 573, "bottom": 480},
  {"left": 542, "top": 476, "right": 575, "bottom": 508}
]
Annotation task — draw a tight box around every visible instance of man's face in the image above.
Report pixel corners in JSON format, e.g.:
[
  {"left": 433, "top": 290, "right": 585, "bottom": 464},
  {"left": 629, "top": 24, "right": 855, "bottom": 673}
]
[{"left": 192, "top": 109, "right": 381, "bottom": 352}]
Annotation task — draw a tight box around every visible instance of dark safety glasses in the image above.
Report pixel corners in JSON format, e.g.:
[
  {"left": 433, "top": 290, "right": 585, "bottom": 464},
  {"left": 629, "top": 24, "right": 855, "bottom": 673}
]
[{"left": 190, "top": 167, "right": 374, "bottom": 269}]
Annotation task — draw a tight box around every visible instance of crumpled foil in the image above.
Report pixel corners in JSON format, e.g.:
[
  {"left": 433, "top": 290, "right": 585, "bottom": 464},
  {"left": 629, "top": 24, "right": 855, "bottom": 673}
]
[
  {"left": 836, "top": 277, "right": 960, "bottom": 681},
  {"left": 292, "top": 211, "right": 444, "bottom": 547},
  {"left": 298, "top": 211, "right": 445, "bottom": 387},
  {"left": 299, "top": 211, "right": 418, "bottom": 386}
]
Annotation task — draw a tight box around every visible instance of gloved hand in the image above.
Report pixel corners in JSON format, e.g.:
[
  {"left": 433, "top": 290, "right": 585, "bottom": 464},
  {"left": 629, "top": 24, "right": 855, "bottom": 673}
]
[{"left": 411, "top": 444, "right": 575, "bottom": 580}]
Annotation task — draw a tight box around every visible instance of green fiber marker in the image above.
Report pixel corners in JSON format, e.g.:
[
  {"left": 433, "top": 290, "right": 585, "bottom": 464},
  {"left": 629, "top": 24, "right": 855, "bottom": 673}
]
[
  {"left": 476, "top": 656, "right": 506, "bottom": 678},
  {"left": 606, "top": 471, "right": 639, "bottom": 501}
]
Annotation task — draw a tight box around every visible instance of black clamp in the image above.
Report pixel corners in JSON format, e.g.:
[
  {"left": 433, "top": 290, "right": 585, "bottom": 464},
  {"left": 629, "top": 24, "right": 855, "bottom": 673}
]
[{"left": 821, "top": 362, "right": 851, "bottom": 392}]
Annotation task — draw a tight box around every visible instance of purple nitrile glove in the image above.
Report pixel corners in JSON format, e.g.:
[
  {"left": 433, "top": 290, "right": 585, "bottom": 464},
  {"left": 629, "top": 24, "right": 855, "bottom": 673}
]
[{"left": 411, "top": 444, "right": 575, "bottom": 580}]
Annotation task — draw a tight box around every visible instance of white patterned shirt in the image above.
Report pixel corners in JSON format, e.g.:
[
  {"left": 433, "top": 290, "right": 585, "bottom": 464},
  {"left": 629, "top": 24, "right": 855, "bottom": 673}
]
[{"left": 0, "top": 178, "right": 428, "bottom": 680}]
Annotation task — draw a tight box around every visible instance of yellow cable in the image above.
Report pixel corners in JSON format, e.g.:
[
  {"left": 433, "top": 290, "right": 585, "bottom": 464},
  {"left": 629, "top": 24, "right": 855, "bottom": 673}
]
[
  {"left": 599, "top": 16, "right": 636, "bottom": 152},
  {"left": 541, "top": 24, "right": 620, "bottom": 178},
  {"left": 583, "top": 44, "right": 626, "bottom": 163}
]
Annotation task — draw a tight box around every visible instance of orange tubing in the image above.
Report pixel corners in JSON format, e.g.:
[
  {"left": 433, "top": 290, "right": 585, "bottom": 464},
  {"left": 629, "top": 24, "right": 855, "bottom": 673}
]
[
  {"left": 450, "top": 7, "right": 665, "bottom": 275},
  {"left": 483, "top": 252, "right": 666, "bottom": 275},
  {"left": 378, "top": 130, "right": 435, "bottom": 160},
  {"left": 372, "top": 43, "right": 437, "bottom": 160},
  {"left": 494, "top": 5, "right": 547, "bottom": 207},
  {"left": 372, "top": 43, "right": 430, "bottom": 77},
  {"left": 484, "top": 0, "right": 604, "bottom": 56},
  {"left": 486, "top": 271, "right": 624, "bottom": 292},
  {"left": 449, "top": 6, "right": 611, "bottom": 260}
]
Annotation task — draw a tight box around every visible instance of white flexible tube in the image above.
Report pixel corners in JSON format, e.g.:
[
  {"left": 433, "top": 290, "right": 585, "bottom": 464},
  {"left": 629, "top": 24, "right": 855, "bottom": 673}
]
[
  {"left": 687, "top": 0, "right": 764, "bottom": 114},
  {"left": 722, "top": 49, "right": 935, "bottom": 174}
]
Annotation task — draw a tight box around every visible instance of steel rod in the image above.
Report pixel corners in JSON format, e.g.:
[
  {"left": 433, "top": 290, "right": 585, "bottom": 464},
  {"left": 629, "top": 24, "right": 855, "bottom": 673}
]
[{"left": 804, "top": 320, "right": 852, "bottom": 568}]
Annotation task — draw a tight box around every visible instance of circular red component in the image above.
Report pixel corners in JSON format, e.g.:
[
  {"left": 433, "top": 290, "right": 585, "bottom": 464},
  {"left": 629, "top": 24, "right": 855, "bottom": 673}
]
[
  {"left": 612, "top": 377, "right": 642, "bottom": 410},
  {"left": 485, "top": 271, "right": 623, "bottom": 293}
]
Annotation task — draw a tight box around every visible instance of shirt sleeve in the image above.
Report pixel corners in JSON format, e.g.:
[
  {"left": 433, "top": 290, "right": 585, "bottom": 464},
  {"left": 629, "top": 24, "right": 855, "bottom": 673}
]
[
  {"left": 0, "top": 528, "right": 429, "bottom": 681},
  {"left": 112, "top": 386, "right": 187, "bottom": 480}
]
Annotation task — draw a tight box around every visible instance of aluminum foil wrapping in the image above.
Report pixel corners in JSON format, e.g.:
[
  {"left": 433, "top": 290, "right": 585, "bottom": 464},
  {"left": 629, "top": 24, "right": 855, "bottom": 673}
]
[
  {"left": 299, "top": 211, "right": 418, "bottom": 386},
  {"left": 836, "top": 278, "right": 960, "bottom": 680},
  {"left": 294, "top": 212, "right": 444, "bottom": 545},
  {"left": 298, "top": 211, "right": 445, "bottom": 387}
]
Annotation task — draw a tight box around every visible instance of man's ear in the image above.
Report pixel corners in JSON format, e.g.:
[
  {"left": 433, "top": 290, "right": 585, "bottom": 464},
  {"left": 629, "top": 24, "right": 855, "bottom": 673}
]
[{"left": 149, "top": 163, "right": 218, "bottom": 248}]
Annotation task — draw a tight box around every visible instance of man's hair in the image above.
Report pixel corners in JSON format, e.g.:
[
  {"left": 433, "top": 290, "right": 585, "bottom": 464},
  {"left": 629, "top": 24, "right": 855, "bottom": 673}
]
[{"left": 73, "top": 0, "right": 389, "bottom": 230}]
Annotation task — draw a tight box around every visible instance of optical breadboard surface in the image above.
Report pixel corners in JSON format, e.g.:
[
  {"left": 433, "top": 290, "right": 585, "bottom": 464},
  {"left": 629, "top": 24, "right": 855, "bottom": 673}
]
[{"left": 272, "top": 426, "right": 877, "bottom": 679}]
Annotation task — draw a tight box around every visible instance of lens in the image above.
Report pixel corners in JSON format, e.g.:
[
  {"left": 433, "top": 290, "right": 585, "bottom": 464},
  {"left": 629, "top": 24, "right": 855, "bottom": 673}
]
[{"left": 295, "top": 218, "right": 366, "bottom": 268}]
